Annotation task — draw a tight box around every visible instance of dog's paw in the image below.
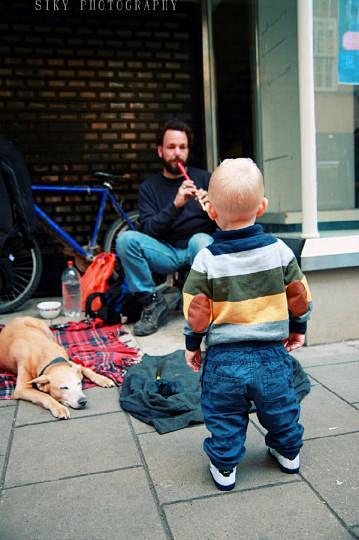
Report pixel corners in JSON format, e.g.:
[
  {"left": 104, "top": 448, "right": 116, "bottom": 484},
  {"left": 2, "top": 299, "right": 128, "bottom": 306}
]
[
  {"left": 95, "top": 375, "right": 116, "bottom": 388},
  {"left": 51, "top": 403, "right": 70, "bottom": 419}
]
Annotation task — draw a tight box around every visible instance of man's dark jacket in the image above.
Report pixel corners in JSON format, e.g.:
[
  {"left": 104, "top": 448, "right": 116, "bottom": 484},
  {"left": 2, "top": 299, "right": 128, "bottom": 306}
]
[{"left": 138, "top": 167, "right": 216, "bottom": 248}]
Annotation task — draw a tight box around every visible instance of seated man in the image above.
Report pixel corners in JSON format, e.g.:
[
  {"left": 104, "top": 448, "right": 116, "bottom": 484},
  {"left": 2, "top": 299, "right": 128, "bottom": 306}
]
[{"left": 116, "top": 118, "right": 216, "bottom": 336}]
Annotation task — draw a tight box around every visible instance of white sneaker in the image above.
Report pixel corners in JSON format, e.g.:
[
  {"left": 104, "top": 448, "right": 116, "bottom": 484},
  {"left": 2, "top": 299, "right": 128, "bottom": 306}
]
[
  {"left": 269, "top": 447, "right": 300, "bottom": 473},
  {"left": 209, "top": 462, "right": 236, "bottom": 491}
]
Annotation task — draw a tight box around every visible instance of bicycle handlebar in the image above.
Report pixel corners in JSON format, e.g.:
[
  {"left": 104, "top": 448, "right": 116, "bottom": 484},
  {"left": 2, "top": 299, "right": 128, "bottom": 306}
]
[{"left": 94, "top": 171, "right": 124, "bottom": 181}]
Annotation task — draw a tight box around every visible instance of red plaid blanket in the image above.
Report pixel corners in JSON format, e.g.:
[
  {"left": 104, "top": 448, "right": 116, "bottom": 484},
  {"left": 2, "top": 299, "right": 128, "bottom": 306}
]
[{"left": 0, "top": 320, "right": 141, "bottom": 400}]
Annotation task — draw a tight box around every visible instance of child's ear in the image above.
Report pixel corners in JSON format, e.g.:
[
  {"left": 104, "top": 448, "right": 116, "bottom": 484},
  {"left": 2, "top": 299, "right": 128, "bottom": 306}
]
[
  {"left": 256, "top": 197, "right": 268, "bottom": 217},
  {"left": 206, "top": 202, "right": 217, "bottom": 221}
]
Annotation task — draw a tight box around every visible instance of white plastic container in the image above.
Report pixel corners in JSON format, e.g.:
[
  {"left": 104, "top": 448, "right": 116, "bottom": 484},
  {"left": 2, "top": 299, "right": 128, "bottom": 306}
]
[
  {"left": 61, "top": 261, "right": 82, "bottom": 320},
  {"left": 37, "top": 301, "right": 62, "bottom": 319}
]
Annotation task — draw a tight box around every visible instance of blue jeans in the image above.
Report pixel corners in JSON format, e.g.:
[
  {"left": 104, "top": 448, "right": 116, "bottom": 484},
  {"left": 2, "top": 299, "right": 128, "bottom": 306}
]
[
  {"left": 201, "top": 341, "right": 303, "bottom": 471},
  {"left": 116, "top": 230, "right": 213, "bottom": 293}
]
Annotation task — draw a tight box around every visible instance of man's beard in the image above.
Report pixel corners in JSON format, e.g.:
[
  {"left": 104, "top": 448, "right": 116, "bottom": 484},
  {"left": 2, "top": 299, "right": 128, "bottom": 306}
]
[{"left": 161, "top": 157, "right": 188, "bottom": 176}]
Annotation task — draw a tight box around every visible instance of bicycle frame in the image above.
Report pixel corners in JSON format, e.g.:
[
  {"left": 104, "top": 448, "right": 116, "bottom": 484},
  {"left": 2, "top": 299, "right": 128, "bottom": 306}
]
[{"left": 32, "top": 184, "right": 136, "bottom": 259}]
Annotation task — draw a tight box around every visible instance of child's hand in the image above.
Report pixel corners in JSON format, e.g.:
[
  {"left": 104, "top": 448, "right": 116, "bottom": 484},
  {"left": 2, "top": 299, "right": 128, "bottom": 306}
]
[
  {"left": 185, "top": 349, "right": 202, "bottom": 372},
  {"left": 283, "top": 332, "right": 305, "bottom": 352},
  {"left": 195, "top": 188, "right": 209, "bottom": 212}
]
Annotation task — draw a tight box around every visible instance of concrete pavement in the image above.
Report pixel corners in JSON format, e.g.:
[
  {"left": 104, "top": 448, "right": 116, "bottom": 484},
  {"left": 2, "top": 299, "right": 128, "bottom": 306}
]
[{"left": 0, "top": 298, "right": 358, "bottom": 539}]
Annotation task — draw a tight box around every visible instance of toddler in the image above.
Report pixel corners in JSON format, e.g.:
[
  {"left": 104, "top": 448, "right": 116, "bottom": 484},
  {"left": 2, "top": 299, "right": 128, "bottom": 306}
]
[{"left": 183, "top": 158, "right": 312, "bottom": 490}]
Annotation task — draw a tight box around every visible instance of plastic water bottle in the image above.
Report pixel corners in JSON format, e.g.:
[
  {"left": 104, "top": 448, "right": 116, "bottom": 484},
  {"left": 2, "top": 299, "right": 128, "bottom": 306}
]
[{"left": 61, "top": 261, "right": 82, "bottom": 320}]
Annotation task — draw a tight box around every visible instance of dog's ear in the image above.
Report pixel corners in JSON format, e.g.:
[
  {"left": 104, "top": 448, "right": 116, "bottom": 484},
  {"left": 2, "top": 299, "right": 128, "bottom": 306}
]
[
  {"left": 69, "top": 362, "right": 83, "bottom": 377},
  {"left": 28, "top": 375, "right": 50, "bottom": 391}
]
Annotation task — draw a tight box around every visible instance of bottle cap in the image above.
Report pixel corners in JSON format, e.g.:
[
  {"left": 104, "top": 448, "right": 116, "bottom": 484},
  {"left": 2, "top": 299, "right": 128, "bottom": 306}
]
[{"left": 67, "top": 261, "right": 74, "bottom": 267}]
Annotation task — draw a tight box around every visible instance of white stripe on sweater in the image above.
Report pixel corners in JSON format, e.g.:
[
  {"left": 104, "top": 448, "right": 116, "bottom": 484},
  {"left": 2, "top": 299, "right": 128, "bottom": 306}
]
[{"left": 192, "top": 240, "right": 295, "bottom": 279}]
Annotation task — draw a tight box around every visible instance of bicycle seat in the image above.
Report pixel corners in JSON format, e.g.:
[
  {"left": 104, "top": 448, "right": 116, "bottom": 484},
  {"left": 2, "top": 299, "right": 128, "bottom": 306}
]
[{"left": 94, "top": 171, "right": 124, "bottom": 183}]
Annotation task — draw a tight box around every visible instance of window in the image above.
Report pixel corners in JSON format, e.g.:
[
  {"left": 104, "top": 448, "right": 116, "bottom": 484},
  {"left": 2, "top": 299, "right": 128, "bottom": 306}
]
[
  {"left": 314, "top": 0, "right": 358, "bottom": 212},
  {"left": 314, "top": 16, "right": 337, "bottom": 91}
]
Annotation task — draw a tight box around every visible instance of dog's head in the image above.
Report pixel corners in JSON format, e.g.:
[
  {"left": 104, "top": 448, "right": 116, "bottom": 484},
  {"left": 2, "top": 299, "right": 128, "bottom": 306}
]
[{"left": 29, "top": 363, "right": 88, "bottom": 409}]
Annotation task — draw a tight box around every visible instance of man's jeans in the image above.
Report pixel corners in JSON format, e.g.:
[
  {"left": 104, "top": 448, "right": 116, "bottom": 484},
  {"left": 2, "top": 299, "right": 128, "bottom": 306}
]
[
  {"left": 201, "top": 341, "right": 304, "bottom": 471},
  {"left": 116, "top": 230, "right": 213, "bottom": 293}
]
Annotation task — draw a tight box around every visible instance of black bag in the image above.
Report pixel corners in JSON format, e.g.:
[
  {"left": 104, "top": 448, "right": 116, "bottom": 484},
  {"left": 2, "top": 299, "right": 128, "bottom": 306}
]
[
  {"left": 0, "top": 169, "right": 14, "bottom": 251},
  {"left": 85, "top": 279, "right": 142, "bottom": 325},
  {"left": 0, "top": 256, "right": 14, "bottom": 291},
  {"left": 0, "top": 140, "right": 37, "bottom": 249}
]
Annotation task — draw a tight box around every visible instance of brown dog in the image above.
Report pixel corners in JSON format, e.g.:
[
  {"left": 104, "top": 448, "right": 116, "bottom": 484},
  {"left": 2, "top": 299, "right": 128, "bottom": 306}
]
[{"left": 0, "top": 316, "right": 115, "bottom": 419}]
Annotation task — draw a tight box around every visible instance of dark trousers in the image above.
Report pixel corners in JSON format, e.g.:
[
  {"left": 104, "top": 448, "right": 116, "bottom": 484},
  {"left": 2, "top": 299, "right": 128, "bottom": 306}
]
[{"left": 201, "top": 341, "right": 304, "bottom": 470}]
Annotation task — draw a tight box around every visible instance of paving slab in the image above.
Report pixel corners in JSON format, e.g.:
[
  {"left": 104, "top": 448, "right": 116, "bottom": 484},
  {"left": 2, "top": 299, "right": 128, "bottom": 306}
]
[
  {"left": 0, "top": 468, "right": 166, "bottom": 540},
  {"left": 0, "top": 297, "right": 64, "bottom": 325},
  {"left": 293, "top": 342, "right": 359, "bottom": 367},
  {"left": 301, "top": 433, "right": 359, "bottom": 527},
  {"left": 351, "top": 525, "right": 359, "bottom": 537},
  {"left": 306, "top": 362, "right": 359, "bottom": 403},
  {"left": 5, "top": 412, "right": 140, "bottom": 487},
  {"left": 16, "top": 386, "right": 121, "bottom": 425},
  {"left": 138, "top": 422, "right": 298, "bottom": 504},
  {"left": 164, "top": 482, "right": 352, "bottom": 540},
  {"left": 300, "top": 385, "right": 359, "bottom": 438},
  {"left": 128, "top": 413, "right": 156, "bottom": 435},
  {"left": 0, "top": 408, "right": 15, "bottom": 475},
  {"left": 252, "top": 385, "right": 359, "bottom": 440},
  {"left": 130, "top": 311, "right": 184, "bottom": 355},
  {"left": 0, "top": 399, "right": 16, "bottom": 408}
]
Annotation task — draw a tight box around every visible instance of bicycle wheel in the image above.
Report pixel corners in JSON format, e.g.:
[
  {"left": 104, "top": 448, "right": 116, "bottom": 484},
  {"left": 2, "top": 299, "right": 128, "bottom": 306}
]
[
  {"left": 103, "top": 210, "right": 140, "bottom": 253},
  {"left": 0, "top": 234, "right": 42, "bottom": 314}
]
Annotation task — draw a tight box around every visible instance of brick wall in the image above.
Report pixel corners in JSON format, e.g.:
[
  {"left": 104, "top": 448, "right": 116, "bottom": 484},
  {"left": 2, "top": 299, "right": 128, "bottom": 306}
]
[{"left": 0, "top": 0, "right": 205, "bottom": 293}]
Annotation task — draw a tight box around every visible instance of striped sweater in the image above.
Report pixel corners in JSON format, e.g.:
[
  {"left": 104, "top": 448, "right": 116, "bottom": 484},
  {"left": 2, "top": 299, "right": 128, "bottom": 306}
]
[{"left": 183, "top": 224, "right": 312, "bottom": 351}]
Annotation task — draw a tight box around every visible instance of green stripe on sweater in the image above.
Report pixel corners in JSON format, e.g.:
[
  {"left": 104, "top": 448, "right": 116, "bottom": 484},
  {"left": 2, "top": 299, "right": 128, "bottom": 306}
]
[
  {"left": 283, "top": 258, "right": 304, "bottom": 284},
  {"left": 184, "top": 267, "right": 288, "bottom": 302}
]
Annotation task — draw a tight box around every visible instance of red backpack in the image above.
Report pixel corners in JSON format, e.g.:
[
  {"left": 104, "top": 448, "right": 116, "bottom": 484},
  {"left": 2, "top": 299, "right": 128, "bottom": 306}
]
[{"left": 80, "top": 252, "right": 116, "bottom": 311}]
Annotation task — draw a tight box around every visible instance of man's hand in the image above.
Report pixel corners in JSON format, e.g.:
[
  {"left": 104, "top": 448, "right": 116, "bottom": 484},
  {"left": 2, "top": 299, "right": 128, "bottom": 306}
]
[
  {"left": 283, "top": 332, "right": 305, "bottom": 352},
  {"left": 174, "top": 179, "right": 197, "bottom": 208},
  {"left": 185, "top": 349, "right": 202, "bottom": 372}
]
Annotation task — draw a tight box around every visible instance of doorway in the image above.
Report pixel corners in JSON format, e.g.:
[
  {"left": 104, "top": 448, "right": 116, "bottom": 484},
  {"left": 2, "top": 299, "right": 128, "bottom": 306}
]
[{"left": 212, "top": 0, "right": 255, "bottom": 161}]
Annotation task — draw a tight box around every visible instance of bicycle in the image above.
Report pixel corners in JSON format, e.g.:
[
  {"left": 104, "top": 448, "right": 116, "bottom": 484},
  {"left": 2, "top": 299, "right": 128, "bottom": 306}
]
[{"left": 0, "top": 171, "right": 140, "bottom": 314}]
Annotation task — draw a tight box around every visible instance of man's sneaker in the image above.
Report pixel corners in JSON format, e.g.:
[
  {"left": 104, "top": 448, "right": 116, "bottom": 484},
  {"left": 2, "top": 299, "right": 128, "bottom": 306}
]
[
  {"left": 209, "top": 462, "right": 236, "bottom": 491},
  {"left": 268, "top": 447, "right": 300, "bottom": 474},
  {"left": 133, "top": 292, "right": 169, "bottom": 336}
]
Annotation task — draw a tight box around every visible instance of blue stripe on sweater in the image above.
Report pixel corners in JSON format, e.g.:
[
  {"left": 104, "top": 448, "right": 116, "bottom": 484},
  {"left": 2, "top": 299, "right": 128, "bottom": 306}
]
[
  {"left": 206, "top": 320, "right": 290, "bottom": 346},
  {"left": 208, "top": 224, "right": 277, "bottom": 256}
]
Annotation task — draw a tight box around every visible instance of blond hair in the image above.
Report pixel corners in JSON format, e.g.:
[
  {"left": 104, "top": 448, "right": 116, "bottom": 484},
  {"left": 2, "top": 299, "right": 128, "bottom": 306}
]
[{"left": 208, "top": 158, "right": 264, "bottom": 218}]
